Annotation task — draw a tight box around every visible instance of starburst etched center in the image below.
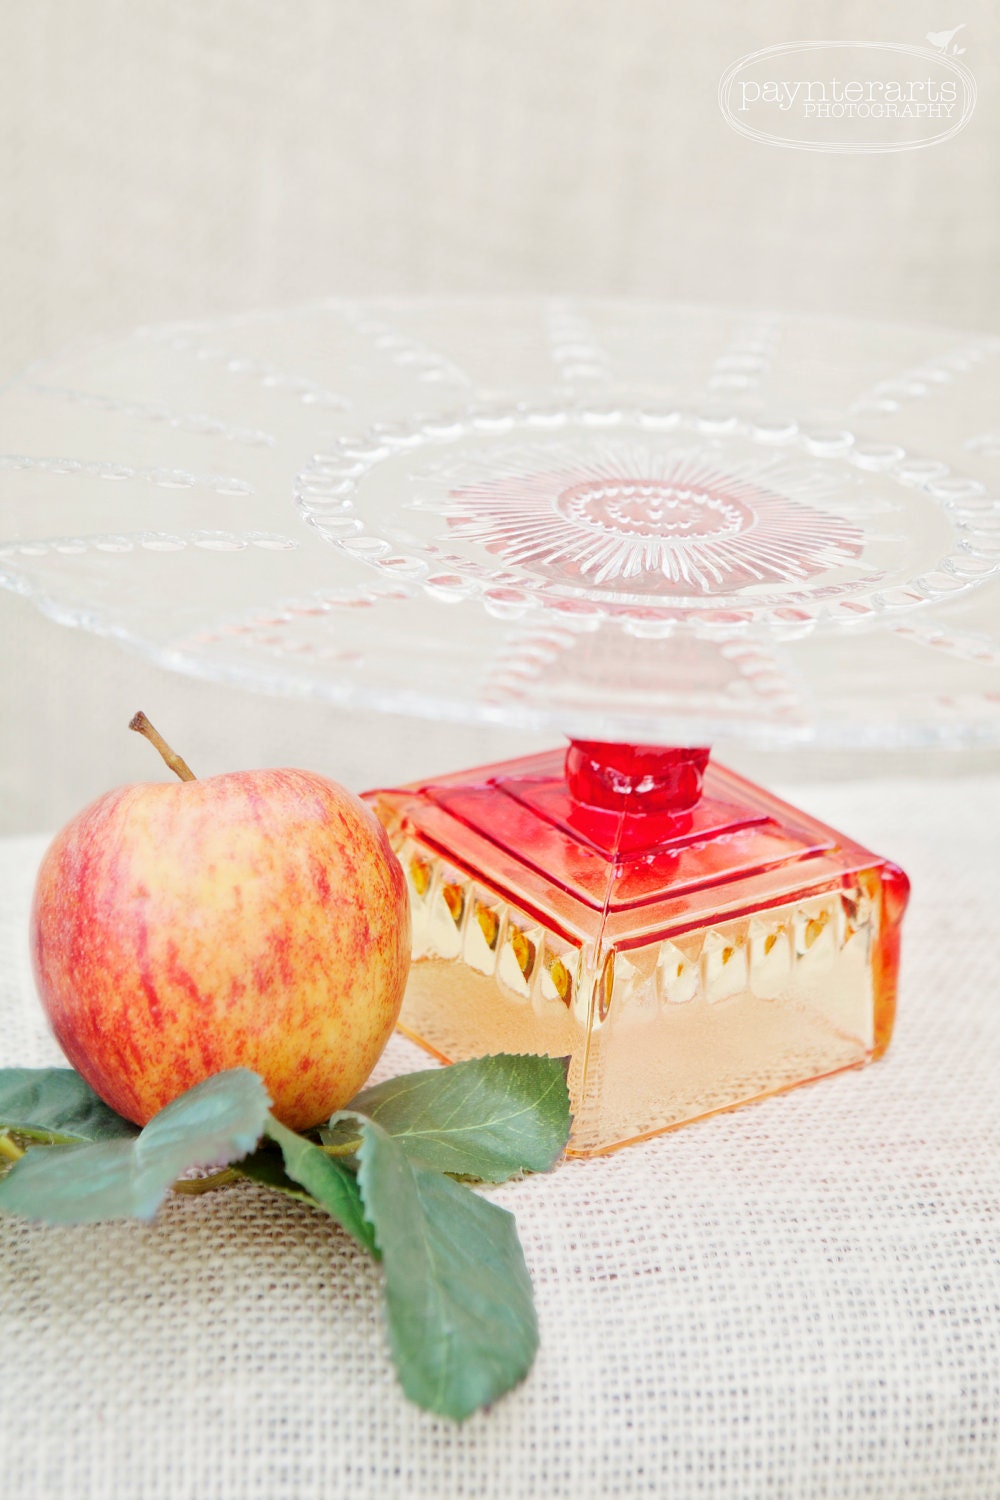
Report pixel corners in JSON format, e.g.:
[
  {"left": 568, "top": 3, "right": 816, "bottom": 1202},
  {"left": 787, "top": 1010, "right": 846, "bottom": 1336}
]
[
  {"left": 431, "top": 441, "right": 867, "bottom": 597},
  {"left": 556, "top": 478, "right": 750, "bottom": 540}
]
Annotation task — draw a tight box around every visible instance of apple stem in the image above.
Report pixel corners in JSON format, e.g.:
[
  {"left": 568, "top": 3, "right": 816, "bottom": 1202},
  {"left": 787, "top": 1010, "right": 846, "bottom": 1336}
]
[{"left": 129, "top": 712, "right": 197, "bottom": 782}]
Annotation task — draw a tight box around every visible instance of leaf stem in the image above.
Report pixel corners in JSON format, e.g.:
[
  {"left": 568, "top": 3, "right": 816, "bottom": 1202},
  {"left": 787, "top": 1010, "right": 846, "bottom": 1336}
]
[
  {"left": 129, "top": 711, "right": 197, "bottom": 782},
  {"left": 320, "top": 1138, "right": 363, "bottom": 1158},
  {"left": 0, "top": 1134, "right": 25, "bottom": 1163},
  {"left": 171, "top": 1167, "right": 239, "bottom": 1195}
]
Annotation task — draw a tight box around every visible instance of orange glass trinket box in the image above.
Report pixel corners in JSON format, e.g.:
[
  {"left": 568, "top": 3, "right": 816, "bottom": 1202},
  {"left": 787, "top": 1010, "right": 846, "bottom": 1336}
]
[{"left": 366, "top": 742, "right": 909, "bottom": 1156}]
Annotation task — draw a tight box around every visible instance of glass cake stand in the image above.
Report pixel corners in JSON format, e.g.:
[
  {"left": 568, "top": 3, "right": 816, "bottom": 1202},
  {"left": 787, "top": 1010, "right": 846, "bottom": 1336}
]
[{"left": 2, "top": 300, "right": 998, "bottom": 1151}]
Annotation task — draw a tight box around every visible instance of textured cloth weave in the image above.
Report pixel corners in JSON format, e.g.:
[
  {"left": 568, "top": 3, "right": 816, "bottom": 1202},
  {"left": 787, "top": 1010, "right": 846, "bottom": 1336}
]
[{"left": 2, "top": 777, "right": 999, "bottom": 1499}]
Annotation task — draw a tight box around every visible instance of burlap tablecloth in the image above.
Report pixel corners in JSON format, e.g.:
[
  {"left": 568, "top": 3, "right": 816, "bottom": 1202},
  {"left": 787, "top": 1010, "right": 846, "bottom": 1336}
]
[{"left": 2, "top": 776, "right": 999, "bottom": 1499}]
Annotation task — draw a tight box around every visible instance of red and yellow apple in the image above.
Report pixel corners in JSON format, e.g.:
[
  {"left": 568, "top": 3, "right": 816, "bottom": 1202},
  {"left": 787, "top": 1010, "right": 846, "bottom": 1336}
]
[{"left": 30, "top": 719, "right": 410, "bottom": 1129}]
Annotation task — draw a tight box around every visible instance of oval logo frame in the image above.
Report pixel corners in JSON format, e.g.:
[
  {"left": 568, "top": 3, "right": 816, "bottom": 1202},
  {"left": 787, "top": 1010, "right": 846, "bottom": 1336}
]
[{"left": 718, "top": 40, "right": 976, "bottom": 154}]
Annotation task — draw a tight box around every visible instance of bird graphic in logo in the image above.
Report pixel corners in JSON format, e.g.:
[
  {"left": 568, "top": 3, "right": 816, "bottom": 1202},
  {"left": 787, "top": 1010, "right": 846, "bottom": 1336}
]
[{"left": 925, "top": 23, "right": 966, "bottom": 54}]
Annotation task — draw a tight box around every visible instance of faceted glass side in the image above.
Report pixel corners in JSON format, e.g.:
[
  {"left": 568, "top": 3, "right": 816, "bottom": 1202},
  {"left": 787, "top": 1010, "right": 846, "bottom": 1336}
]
[{"left": 364, "top": 750, "right": 909, "bottom": 1155}]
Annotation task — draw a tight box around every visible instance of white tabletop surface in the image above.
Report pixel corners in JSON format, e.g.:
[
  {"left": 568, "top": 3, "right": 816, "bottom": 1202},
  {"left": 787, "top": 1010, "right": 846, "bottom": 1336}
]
[{"left": 2, "top": 774, "right": 999, "bottom": 1499}]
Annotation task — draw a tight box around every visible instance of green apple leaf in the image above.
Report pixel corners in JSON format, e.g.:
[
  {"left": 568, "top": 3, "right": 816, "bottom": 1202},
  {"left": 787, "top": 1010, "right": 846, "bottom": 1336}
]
[
  {"left": 0, "top": 1069, "right": 270, "bottom": 1223},
  {"left": 0, "top": 1067, "right": 139, "bottom": 1144},
  {"left": 331, "top": 1054, "right": 572, "bottom": 1183},
  {"left": 234, "top": 1147, "right": 320, "bottom": 1207},
  {"left": 356, "top": 1118, "right": 537, "bottom": 1421},
  {"left": 237, "top": 1145, "right": 375, "bottom": 1241},
  {"left": 262, "top": 1118, "right": 376, "bottom": 1255}
]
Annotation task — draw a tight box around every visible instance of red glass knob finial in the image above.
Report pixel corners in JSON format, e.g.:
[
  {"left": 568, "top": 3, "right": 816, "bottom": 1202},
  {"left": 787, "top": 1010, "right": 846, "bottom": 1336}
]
[{"left": 565, "top": 741, "right": 710, "bottom": 816}]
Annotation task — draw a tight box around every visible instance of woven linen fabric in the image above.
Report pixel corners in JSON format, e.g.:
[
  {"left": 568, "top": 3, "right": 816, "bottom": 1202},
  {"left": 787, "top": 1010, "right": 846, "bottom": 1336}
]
[{"left": 1, "top": 776, "right": 999, "bottom": 1500}]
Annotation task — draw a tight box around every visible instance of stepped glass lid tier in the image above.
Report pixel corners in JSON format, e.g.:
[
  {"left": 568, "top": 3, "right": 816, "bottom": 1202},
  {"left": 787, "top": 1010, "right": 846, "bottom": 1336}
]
[{"left": 1, "top": 299, "right": 999, "bottom": 748}]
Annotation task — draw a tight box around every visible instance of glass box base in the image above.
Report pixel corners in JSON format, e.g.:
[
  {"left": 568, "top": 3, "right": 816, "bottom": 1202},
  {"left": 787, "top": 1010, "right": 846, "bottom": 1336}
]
[{"left": 365, "top": 749, "right": 909, "bottom": 1156}]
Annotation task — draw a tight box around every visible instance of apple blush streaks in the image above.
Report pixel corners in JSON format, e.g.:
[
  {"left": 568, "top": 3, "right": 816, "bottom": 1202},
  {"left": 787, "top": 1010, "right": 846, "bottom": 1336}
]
[{"left": 31, "top": 763, "right": 411, "bottom": 1129}]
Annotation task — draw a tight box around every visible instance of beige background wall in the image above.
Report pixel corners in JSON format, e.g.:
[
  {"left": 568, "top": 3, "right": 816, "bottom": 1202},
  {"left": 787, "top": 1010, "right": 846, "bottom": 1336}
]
[{"left": 3, "top": 0, "right": 999, "bottom": 831}]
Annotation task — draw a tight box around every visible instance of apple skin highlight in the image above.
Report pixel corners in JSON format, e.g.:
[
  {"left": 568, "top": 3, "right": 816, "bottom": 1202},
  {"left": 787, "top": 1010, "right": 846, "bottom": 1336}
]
[{"left": 31, "top": 768, "right": 411, "bottom": 1129}]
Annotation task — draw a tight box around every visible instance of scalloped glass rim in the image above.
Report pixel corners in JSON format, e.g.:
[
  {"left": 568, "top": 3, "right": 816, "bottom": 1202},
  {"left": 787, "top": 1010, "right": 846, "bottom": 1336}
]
[{"left": 7, "top": 571, "right": 997, "bottom": 754}]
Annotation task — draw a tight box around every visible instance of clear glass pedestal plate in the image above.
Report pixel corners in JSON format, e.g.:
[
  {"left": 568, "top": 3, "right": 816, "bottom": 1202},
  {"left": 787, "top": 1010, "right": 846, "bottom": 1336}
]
[{"left": 2, "top": 299, "right": 998, "bottom": 1149}]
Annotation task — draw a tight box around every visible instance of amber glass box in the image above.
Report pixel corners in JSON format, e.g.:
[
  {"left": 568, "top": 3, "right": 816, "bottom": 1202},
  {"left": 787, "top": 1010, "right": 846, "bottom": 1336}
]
[{"left": 365, "top": 743, "right": 909, "bottom": 1156}]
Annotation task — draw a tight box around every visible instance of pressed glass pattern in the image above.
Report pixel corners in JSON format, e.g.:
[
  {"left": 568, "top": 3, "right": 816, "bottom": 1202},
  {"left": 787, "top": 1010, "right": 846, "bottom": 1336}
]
[
  {"left": 1, "top": 300, "right": 999, "bottom": 749},
  {"left": 366, "top": 746, "right": 909, "bottom": 1154}
]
